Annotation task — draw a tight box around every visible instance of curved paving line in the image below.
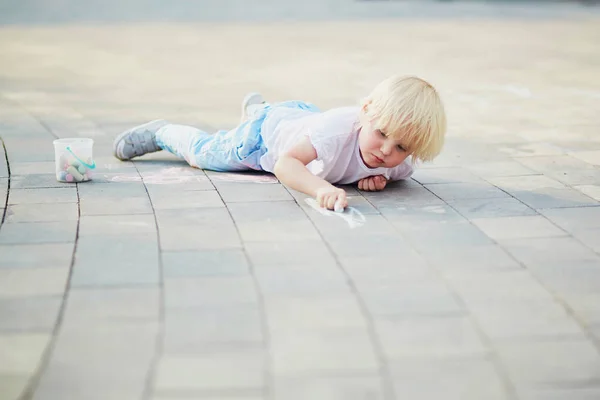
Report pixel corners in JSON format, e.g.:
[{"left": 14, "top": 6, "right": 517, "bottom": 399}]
[
  {"left": 0, "top": 137, "right": 10, "bottom": 225},
  {"left": 204, "top": 170, "right": 274, "bottom": 400},
  {"left": 284, "top": 187, "right": 396, "bottom": 400},
  {"left": 130, "top": 160, "right": 166, "bottom": 400}
]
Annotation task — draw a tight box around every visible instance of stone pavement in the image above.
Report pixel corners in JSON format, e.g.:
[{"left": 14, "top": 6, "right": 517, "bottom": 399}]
[{"left": 1, "top": 1, "right": 600, "bottom": 399}]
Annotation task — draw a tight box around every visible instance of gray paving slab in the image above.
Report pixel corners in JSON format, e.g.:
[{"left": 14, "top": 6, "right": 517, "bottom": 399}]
[
  {"left": 0, "top": 333, "right": 50, "bottom": 375},
  {"left": 213, "top": 182, "right": 293, "bottom": 203},
  {"left": 9, "top": 174, "right": 66, "bottom": 189},
  {"left": 271, "top": 327, "right": 379, "bottom": 374},
  {"left": 7, "top": 187, "right": 77, "bottom": 204},
  {"left": 539, "top": 206, "right": 600, "bottom": 232},
  {"left": 518, "top": 387, "right": 600, "bottom": 400},
  {"left": 389, "top": 357, "right": 510, "bottom": 400},
  {"left": 149, "top": 189, "right": 224, "bottom": 210},
  {"left": 424, "top": 182, "right": 510, "bottom": 201},
  {"left": 0, "top": 268, "right": 69, "bottom": 298},
  {"left": 0, "top": 374, "right": 29, "bottom": 400},
  {"left": 0, "top": 296, "right": 62, "bottom": 332},
  {"left": 0, "top": 221, "right": 77, "bottom": 244},
  {"left": 4, "top": 203, "right": 78, "bottom": 223},
  {"left": 375, "top": 316, "right": 488, "bottom": 359},
  {"left": 162, "top": 249, "right": 249, "bottom": 277},
  {"left": 273, "top": 375, "right": 384, "bottom": 400},
  {"left": 471, "top": 215, "right": 568, "bottom": 241},
  {"left": 70, "top": 235, "right": 160, "bottom": 286},
  {"left": 244, "top": 241, "right": 337, "bottom": 268},
  {"left": 448, "top": 197, "right": 537, "bottom": 219},
  {"left": 163, "top": 304, "right": 263, "bottom": 353},
  {"left": 496, "top": 339, "right": 600, "bottom": 387},
  {"left": 154, "top": 351, "right": 264, "bottom": 392},
  {"left": 164, "top": 276, "right": 258, "bottom": 308},
  {"left": 0, "top": 243, "right": 74, "bottom": 269}
]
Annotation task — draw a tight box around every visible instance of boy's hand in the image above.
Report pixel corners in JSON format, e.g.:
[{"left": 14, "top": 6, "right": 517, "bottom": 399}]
[
  {"left": 358, "top": 175, "right": 387, "bottom": 191},
  {"left": 316, "top": 187, "right": 347, "bottom": 210}
]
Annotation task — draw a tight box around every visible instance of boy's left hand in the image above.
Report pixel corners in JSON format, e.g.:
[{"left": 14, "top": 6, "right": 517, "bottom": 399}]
[{"left": 358, "top": 175, "right": 387, "bottom": 191}]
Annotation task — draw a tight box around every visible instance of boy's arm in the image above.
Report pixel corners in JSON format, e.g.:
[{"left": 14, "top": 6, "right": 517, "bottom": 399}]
[{"left": 274, "top": 136, "right": 347, "bottom": 210}]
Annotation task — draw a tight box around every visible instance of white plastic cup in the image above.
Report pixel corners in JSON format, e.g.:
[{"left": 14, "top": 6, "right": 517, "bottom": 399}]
[{"left": 53, "top": 138, "right": 96, "bottom": 183}]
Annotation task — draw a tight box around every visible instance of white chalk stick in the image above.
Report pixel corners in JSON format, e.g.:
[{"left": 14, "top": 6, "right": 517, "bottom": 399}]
[{"left": 334, "top": 200, "right": 344, "bottom": 213}]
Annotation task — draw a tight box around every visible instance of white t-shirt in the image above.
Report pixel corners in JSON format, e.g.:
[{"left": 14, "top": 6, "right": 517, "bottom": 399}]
[{"left": 259, "top": 106, "right": 413, "bottom": 184}]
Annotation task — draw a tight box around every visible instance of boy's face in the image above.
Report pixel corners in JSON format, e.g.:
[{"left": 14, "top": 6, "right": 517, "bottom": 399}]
[{"left": 358, "top": 116, "right": 411, "bottom": 169}]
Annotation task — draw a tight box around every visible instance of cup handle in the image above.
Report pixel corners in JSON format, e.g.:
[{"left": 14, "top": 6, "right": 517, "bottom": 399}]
[{"left": 66, "top": 146, "right": 96, "bottom": 169}]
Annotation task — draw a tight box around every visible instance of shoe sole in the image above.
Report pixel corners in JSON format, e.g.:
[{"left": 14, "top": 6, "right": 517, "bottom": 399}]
[{"left": 113, "top": 119, "right": 167, "bottom": 160}]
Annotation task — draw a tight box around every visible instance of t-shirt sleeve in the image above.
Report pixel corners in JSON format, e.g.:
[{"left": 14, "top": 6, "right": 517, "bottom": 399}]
[
  {"left": 303, "top": 110, "right": 355, "bottom": 165},
  {"left": 387, "top": 160, "right": 414, "bottom": 181}
]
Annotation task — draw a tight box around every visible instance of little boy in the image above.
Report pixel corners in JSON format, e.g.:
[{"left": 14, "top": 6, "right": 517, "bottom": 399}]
[{"left": 113, "top": 75, "right": 446, "bottom": 210}]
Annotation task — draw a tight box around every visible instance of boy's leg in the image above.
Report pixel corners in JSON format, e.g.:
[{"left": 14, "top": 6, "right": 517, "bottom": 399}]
[{"left": 156, "top": 121, "right": 266, "bottom": 172}]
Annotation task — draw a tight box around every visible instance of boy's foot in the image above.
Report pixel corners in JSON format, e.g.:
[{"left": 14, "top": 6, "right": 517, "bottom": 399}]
[
  {"left": 240, "top": 92, "right": 266, "bottom": 123},
  {"left": 113, "top": 119, "right": 168, "bottom": 160}
]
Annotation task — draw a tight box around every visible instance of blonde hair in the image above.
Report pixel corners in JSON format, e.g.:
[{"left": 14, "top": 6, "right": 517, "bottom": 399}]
[{"left": 361, "top": 75, "right": 446, "bottom": 162}]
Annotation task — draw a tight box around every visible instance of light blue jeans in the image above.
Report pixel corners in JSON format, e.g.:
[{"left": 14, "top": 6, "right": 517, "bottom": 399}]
[{"left": 155, "top": 101, "right": 319, "bottom": 171}]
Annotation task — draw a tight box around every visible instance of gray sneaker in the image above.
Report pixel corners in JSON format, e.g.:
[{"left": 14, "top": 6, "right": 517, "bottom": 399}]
[
  {"left": 240, "top": 92, "right": 265, "bottom": 123},
  {"left": 113, "top": 119, "right": 168, "bottom": 160}
]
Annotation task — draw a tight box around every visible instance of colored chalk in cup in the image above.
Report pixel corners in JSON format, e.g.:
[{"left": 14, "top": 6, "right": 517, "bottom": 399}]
[
  {"left": 77, "top": 165, "right": 86, "bottom": 174},
  {"left": 66, "top": 174, "right": 74, "bottom": 182},
  {"left": 66, "top": 166, "right": 85, "bottom": 182}
]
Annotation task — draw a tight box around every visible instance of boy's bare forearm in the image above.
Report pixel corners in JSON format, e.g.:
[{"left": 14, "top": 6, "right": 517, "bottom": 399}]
[{"left": 273, "top": 156, "right": 334, "bottom": 197}]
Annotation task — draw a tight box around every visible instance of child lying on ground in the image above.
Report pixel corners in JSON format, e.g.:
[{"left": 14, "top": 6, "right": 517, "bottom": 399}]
[{"left": 113, "top": 75, "right": 447, "bottom": 210}]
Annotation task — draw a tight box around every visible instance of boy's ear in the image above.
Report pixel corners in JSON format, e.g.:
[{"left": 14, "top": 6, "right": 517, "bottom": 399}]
[{"left": 361, "top": 99, "right": 372, "bottom": 114}]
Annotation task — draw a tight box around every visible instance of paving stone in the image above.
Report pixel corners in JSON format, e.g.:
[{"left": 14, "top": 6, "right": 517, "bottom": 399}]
[
  {"left": 7, "top": 187, "right": 77, "bottom": 204},
  {"left": 399, "top": 221, "right": 495, "bottom": 249},
  {"left": 379, "top": 203, "right": 465, "bottom": 225},
  {"left": 165, "top": 276, "right": 258, "bottom": 308},
  {"left": 214, "top": 182, "right": 293, "bottom": 202},
  {"left": 309, "top": 214, "right": 396, "bottom": 239},
  {"left": 390, "top": 357, "right": 509, "bottom": 400},
  {"left": 80, "top": 196, "right": 154, "bottom": 215},
  {"left": 0, "top": 221, "right": 77, "bottom": 244},
  {"left": 0, "top": 375, "right": 29, "bottom": 400},
  {"left": 575, "top": 184, "right": 600, "bottom": 201},
  {"left": 519, "top": 387, "right": 600, "bottom": 400},
  {"left": 570, "top": 150, "right": 600, "bottom": 166},
  {"left": 362, "top": 185, "right": 445, "bottom": 207},
  {"left": 496, "top": 339, "right": 600, "bottom": 386},
  {"left": 0, "top": 243, "right": 73, "bottom": 269},
  {"left": 561, "top": 293, "right": 600, "bottom": 328},
  {"left": 163, "top": 304, "right": 263, "bottom": 353},
  {"left": 153, "top": 396, "right": 263, "bottom": 400},
  {"left": 0, "top": 296, "right": 61, "bottom": 332},
  {"left": 327, "top": 234, "right": 419, "bottom": 258},
  {"left": 501, "top": 236, "right": 599, "bottom": 267},
  {"left": 515, "top": 155, "right": 600, "bottom": 185},
  {"left": 0, "top": 268, "right": 69, "bottom": 298},
  {"left": 9, "top": 161, "right": 55, "bottom": 176},
  {"left": 539, "top": 206, "right": 600, "bottom": 232},
  {"left": 273, "top": 375, "right": 384, "bottom": 400},
  {"left": 156, "top": 208, "right": 241, "bottom": 250},
  {"left": 78, "top": 214, "right": 157, "bottom": 237},
  {"left": 4, "top": 203, "right": 78, "bottom": 223},
  {"left": 465, "top": 160, "right": 538, "bottom": 178},
  {"left": 63, "top": 288, "right": 160, "bottom": 323},
  {"left": 10, "top": 174, "right": 65, "bottom": 189},
  {"left": 271, "top": 327, "right": 378, "bottom": 374},
  {"left": 70, "top": 235, "right": 159, "bottom": 286},
  {"left": 448, "top": 197, "right": 537, "bottom": 219},
  {"left": 244, "top": 241, "right": 337, "bottom": 268},
  {"left": 0, "top": 333, "right": 50, "bottom": 374},
  {"left": 162, "top": 249, "right": 249, "bottom": 277},
  {"left": 412, "top": 167, "right": 485, "bottom": 184},
  {"left": 375, "top": 316, "right": 488, "bottom": 358},
  {"left": 420, "top": 245, "right": 521, "bottom": 275},
  {"left": 149, "top": 189, "right": 224, "bottom": 209},
  {"left": 571, "top": 228, "right": 600, "bottom": 253},
  {"left": 155, "top": 351, "right": 264, "bottom": 391},
  {"left": 472, "top": 215, "right": 567, "bottom": 240},
  {"left": 254, "top": 264, "right": 351, "bottom": 298},
  {"left": 339, "top": 254, "right": 435, "bottom": 286},
  {"left": 228, "top": 202, "right": 321, "bottom": 242},
  {"left": 77, "top": 181, "right": 148, "bottom": 199},
  {"left": 265, "top": 296, "right": 367, "bottom": 332},
  {"left": 360, "top": 281, "right": 464, "bottom": 317},
  {"left": 424, "top": 182, "right": 510, "bottom": 201}
]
